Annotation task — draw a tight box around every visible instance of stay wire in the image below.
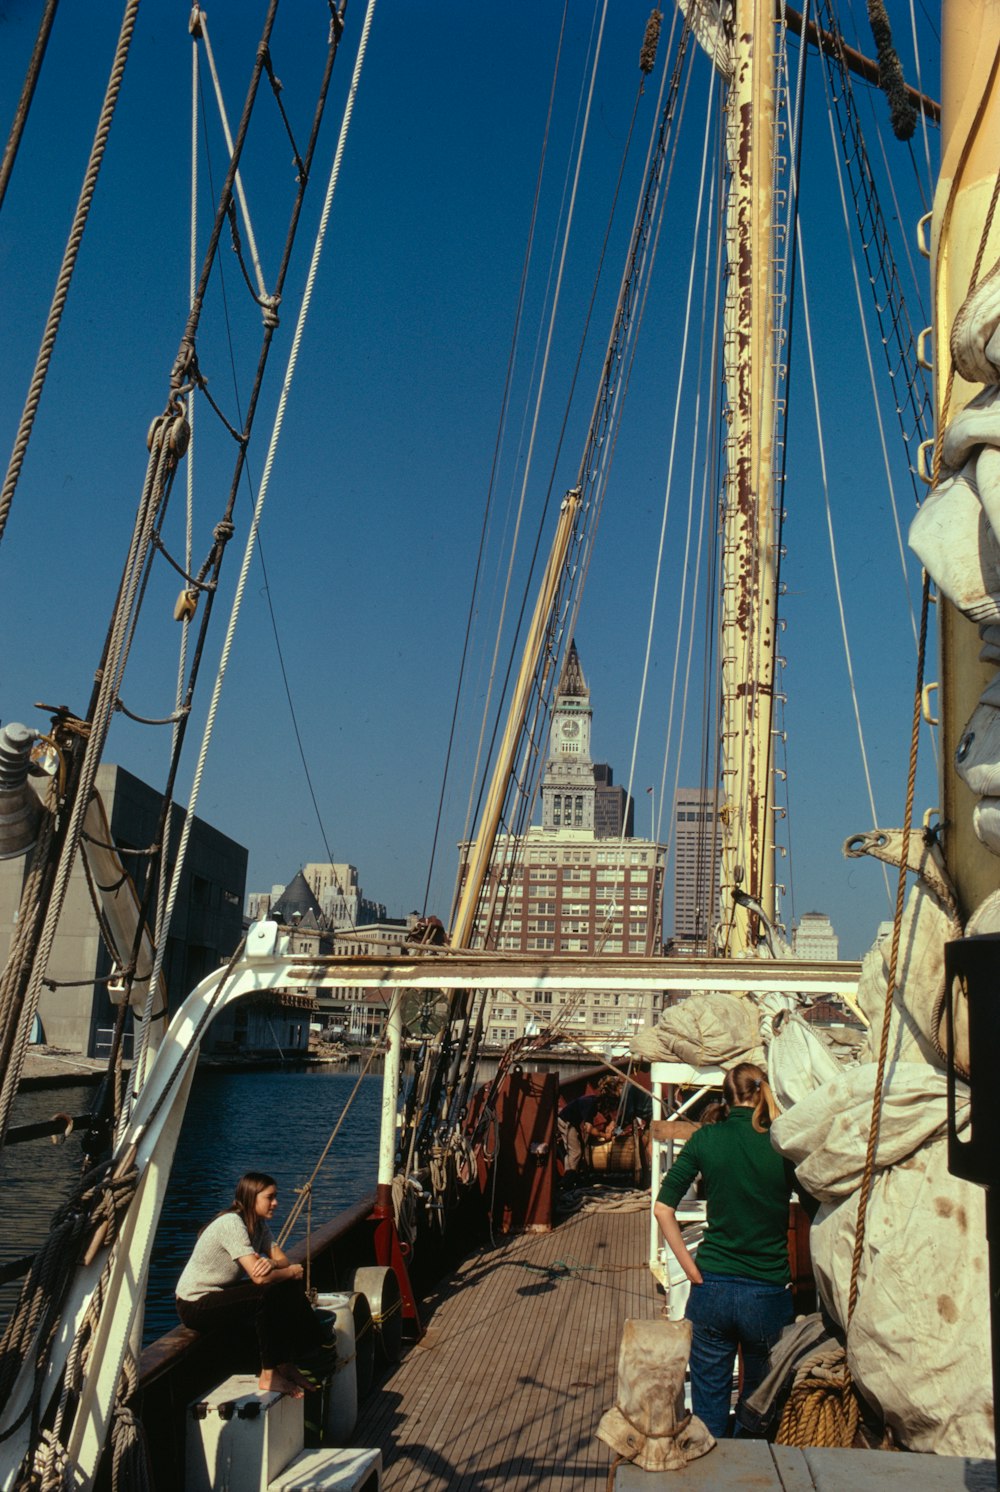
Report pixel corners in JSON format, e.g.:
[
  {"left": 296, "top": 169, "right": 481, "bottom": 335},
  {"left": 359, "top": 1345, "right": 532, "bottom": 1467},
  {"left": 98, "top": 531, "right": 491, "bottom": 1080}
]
[
  {"left": 127, "top": 6, "right": 352, "bottom": 1104},
  {"left": 454, "top": 0, "right": 613, "bottom": 907},
  {"left": 133, "top": 0, "right": 378, "bottom": 1098},
  {"left": 0, "top": 0, "right": 140, "bottom": 550},
  {"left": 467, "top": 7, "right": 690, "bottom": 942},
  {"left": 0, "top": 0, "right": 59, "bottom": 215},
  {"left": 422, "top": 0, "right": 570, "bottom": 919},
  {"left": 196, "top": 58, "right": 350, "bottom": 921}
]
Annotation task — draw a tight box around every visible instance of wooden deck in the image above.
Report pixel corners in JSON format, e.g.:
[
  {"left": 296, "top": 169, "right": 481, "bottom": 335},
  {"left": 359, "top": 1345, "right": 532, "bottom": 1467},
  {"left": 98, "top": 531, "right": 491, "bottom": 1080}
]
[
  {"left": 354, "top": 1192, "right": 998, "bottom": 1492},
  {"left": 355, "top": 1189, "right": 655, "bottom": 1490}
]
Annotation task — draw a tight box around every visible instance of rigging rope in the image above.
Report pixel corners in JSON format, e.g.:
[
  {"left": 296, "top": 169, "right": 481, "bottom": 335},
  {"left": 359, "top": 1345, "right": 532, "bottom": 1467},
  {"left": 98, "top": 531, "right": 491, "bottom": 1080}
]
[
  {"left": 129, "top": 0, "right": 376, "bottom": 1109},
  {"left": 0, "top": 0, "right": 140, "bottom": 549},
  {"left": 794, "top": 210, "right": 892, "bottom": 907},
  {"left": 864, "top": 0, "right": 917, "bottom": 141},
  {"left": 454, "top": 0, "right": 612, "bottom": 896},
  {"left": 125, "top": 8, "right": 352, "bottom": 1104},
  {"left": 0, "top": 0, "right": 60, "bottom": 215},
  {"left": 422, "top": 0, "right": 571, "bottom": 917},
  {"left": 618, "top": 65, "right": 716, "bottom": 879}
]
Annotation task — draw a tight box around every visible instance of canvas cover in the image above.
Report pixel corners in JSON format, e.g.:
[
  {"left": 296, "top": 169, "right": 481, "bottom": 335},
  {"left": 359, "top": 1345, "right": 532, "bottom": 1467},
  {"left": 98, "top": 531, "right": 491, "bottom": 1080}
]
[
  {"left": 767, "top": 1011, "right": 843, "bottom": 1110},
  {"left": 770, "top": 1062, "right": 991, "bottom": 1456},
  {"left": 630, "top": 991, "right": 762, "bottom": 1066},
  {"left": 597, "top": 1318, "right": 714, "bottom": 1471}
]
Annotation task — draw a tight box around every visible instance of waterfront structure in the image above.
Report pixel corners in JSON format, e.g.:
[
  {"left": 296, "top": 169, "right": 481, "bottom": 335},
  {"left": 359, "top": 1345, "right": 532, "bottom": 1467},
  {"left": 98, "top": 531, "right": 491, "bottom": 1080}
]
[
  {"left": 246, "top": 861, "right": 386, "bottom": 929},
  {"left": 0, "top": 764, "right": 247, "bottom": 1057},
  {"left": 458, "top": 643, "right": 666, "bottom": 1048},
  {"left": 322, "top": 916, "right": 423, "bottom": 1040},
  {"left": 671, "top": 787, "right": 722, "bottom": 952},
  {"left": 253, "top": 865, "right": 417, "bottom": 1041},
  {"left": 793, "top": 910, "right": 840, "bottom": 960}
]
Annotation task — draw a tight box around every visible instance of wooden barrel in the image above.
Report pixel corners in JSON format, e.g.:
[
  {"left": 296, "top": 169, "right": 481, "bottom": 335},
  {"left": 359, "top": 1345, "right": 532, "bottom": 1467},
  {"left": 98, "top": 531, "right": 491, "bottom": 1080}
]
[{"left": 588, "top": 1134, "right": 637, "bottom": 1173}]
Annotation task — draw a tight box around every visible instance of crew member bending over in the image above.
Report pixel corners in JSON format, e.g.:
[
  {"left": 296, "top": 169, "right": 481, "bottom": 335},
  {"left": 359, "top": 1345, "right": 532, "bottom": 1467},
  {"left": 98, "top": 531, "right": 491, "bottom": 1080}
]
[
  {"left": 653, "top": 1063, "right": 794, "bottom": 1438},
  {"left": 176, "top": 1170, "right": 323, "bottom": 1398},
  {"left": 557, "top": 1091, "right": 617, "bottom": 1181}
]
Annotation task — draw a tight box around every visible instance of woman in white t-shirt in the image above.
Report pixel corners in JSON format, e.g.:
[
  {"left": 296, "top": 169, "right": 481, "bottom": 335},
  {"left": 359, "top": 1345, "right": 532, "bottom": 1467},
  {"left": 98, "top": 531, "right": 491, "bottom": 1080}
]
[{"left": 176, "top": 1171, "right": 322, "bottom": 1398}]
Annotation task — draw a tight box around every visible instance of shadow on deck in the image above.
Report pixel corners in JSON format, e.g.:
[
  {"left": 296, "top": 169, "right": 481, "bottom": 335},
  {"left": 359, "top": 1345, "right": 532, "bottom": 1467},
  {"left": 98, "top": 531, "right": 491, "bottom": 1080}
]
[{"left": 355, "top": 1188, "right": 653, "bottom": 1491}]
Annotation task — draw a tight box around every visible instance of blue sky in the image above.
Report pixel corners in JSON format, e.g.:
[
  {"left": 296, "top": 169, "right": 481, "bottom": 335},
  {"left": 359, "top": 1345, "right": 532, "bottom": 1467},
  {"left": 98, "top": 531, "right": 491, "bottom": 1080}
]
[{"left": 0, "top": 2, "right": 942, "bottom": 958}]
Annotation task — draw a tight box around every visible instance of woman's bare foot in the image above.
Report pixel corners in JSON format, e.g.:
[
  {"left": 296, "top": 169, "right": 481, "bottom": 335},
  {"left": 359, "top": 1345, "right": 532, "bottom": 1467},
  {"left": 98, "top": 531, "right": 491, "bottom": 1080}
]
[
  {"left": 277, "top": 1362, "right": 315, "bottom": 1392},
  {"left": 258, "top": 1368, "right": 305, "bottom": 1399}
]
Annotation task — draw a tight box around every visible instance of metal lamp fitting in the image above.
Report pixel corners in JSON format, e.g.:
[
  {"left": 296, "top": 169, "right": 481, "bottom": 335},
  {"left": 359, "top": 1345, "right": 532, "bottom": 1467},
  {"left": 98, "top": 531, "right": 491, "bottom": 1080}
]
[{"left": 0, "top": 722, "right": 43, "bottom": 859}]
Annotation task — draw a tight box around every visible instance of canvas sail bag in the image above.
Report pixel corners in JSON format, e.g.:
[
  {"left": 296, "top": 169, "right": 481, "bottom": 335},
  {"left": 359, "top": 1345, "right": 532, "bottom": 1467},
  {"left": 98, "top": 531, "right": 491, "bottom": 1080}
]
[
  {"left": 771, "top": 1064, "right": 991, "bottom": 1457},
  {"left": 630, "top": 991, "right": 762, "bottom": 1067},
  {"left": 597, "top": 1318, "right": 714, "bottom": 1471}
]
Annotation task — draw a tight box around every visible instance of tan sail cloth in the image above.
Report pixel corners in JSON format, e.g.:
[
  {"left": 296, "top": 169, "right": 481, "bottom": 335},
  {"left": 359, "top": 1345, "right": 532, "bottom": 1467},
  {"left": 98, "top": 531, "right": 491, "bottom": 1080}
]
[
  {"left": 597, "top": 1318, "right": 715, "bottom": 1471},
  {"left": 771, "top": 1062, "right": 966, "bottom": 1202},
  {"left": 630, "top": 991, "right": 762, "bottom": 1067},
  {"left": 767, "top": 1011, "right": 843, "bottom": 1110},
  {"left": 854, "top": 905, "right": 952, "bottom": 1072},
  {"left": 844, "top": 834, "right": 966, "bottom": 1073},
  {"left": 770, "top": 1064, "right": 991, "bottom": 1457},
  {"left": 909, "top": 266, "right": 1000, "bottom": 859}
]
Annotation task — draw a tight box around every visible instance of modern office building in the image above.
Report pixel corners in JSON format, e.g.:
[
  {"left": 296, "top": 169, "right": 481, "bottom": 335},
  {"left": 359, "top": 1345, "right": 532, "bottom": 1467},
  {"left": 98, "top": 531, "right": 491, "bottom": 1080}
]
[
  {"left": 671, "top": 787, "right": 722, "bottom": 952},
  {"left": 457, "top": 642, "right": 666, "bottom": 1048},
  {"left": 793, "top": 910, "right": 839, "bottom": 960},
  {"left": 0, "top": 763, "right": 247, "bottom": 1057},
  {"left": 246, "top": 862, "right": 386, "bottom": 929}
]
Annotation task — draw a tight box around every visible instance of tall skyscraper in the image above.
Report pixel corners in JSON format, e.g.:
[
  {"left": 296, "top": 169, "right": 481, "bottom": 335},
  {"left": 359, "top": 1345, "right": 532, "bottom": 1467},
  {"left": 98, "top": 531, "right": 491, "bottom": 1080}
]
[
  {"left": 457, "top": 642, "right": 665, "bottom": 1046},
  {"left": 793, "top": 911, "right": 839, "bottom": 960},
  {"left": 672, "top": 787, "right": 721, "bottom": 951}
]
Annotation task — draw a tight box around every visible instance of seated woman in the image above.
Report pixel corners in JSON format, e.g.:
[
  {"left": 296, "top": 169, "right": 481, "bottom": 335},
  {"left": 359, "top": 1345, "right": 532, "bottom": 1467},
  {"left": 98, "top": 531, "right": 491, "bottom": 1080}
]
[{"left": 176, "top": 1170, "right": 323, "bottom": 1398}]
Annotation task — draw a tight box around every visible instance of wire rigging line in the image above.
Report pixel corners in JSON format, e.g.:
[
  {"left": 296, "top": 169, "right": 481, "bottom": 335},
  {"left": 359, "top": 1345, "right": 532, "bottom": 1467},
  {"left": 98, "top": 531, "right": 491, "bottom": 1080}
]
[
  {"left": 907, "top": 0, "right": 943, "bottom": 204},
  {"left": 422, "top": 0, "right": 571, "bottom": 918},
  {"left": 472, "top": 9, "right": 693, "bottom": 947},
  {"left": 193, "top": 7, "right": 272, "bottom": 309},
  {"left": 0, "top": 0, "right": 60, "bottom": 214},
  {"left": 619, "top": 64, "right": 716, "bottom": 857},
  {"left": 818, "top": 49, "right": 926, "bottom": 661},
  {"left": 104, "top": 7, "right": 350, "bottom": 1108},
  {"left": 814, "top": 0, "right": 933, "bottom": 508},
  {"left": 454, "top": 0, "right": 612, "bottom": 903},
  {"left": 129, "top": 0, "right": 378, "bottom": 1109},
  {"left": 795, "top": 216, "right": 892, "bottom": 907},
  {"left": 194, "top": 52, "right": 349, "bottom": 918},
  {"left": 0, "top": 0, "right": 140, "bottom": 550},
  {"left": 657, "top": 107, "right": 725, "bottom": 888}
]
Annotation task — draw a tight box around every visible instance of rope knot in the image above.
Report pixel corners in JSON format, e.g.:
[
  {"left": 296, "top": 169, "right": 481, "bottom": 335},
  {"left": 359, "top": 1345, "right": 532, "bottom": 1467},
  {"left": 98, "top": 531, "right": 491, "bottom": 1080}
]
[
  {"left": 214, "top": 519, "right": 235, "bottom": 545},
  {"left": 640, "top": 10, "right": 662, "bottom": 74}
]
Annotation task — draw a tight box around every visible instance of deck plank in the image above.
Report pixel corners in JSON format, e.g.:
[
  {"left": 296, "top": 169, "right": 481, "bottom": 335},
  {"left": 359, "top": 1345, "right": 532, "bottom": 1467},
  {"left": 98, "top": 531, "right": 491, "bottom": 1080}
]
[
  {"left": 353, "top": 1193, "right": 998, "bottom": 1491},
  {"left": 354, "top": 1190, "right": 654, "bottom": 1491}
]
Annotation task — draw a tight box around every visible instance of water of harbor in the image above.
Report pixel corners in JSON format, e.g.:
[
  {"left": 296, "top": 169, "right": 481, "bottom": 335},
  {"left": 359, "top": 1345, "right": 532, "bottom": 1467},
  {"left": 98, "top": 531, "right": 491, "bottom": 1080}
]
[
  {"left": 2, "top": 1066, "right": 382, "bottom": 1344},
  {"left": 2, "top": 1053, "right": 583, "bottom": 1345}
]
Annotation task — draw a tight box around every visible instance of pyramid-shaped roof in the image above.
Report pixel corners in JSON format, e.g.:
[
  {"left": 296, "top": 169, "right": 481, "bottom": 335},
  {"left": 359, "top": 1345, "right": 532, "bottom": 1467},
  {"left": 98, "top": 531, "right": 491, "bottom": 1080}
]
[
  {"left": 557, "top": 638, "right": 588, "bottom": 698},
  {"left": 271, "top": 870, "right": 323, "bottom": 925}
]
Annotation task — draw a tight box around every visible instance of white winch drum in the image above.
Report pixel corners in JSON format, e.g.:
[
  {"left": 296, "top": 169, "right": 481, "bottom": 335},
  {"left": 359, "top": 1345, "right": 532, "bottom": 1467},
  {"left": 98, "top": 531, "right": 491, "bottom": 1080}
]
[
  {"left": 313, "top": 1291, "right": 358, "bottom": 1443},
  {"left": 350, "top": 1289, "right": 375, "bottom": 1399},
  {"left": 347, "top": 1266, "right": 403, "bottom": 1365}
]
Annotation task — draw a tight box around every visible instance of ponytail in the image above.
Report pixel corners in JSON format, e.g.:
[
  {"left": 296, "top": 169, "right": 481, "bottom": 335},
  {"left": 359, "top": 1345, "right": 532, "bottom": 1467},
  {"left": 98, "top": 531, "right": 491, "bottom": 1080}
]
[{"left": 721, "top": 1062, "right": 779, "bottom": 1130}]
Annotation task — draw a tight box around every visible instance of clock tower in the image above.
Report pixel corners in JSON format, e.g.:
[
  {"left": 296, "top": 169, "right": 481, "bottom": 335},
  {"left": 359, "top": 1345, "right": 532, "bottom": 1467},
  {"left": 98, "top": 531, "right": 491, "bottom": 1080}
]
[{"left": 542, "top": 640, "right": 596, "bottom": 831}]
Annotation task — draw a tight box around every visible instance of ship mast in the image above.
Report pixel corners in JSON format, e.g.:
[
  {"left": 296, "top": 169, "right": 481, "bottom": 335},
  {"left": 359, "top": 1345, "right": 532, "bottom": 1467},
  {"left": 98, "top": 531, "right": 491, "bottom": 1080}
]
[
  {"left": 933, "top": 0, "right": 1000, "bottom": 917},
  {"left": 718, "top": 0, "right": 780, "bottom": 952}
]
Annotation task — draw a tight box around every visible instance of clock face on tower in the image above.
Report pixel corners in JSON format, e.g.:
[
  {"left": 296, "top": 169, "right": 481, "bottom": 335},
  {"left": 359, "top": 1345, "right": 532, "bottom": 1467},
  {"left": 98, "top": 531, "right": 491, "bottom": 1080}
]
[{"left": 561, "top": 719, "right": 580, "bottom": 739}]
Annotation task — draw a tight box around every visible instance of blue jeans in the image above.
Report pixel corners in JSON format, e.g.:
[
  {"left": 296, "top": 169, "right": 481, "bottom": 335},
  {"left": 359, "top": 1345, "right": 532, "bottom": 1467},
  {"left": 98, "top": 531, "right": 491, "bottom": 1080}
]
[{"left": 684, "top": 1272, "right": 794, "bottom": 1439}]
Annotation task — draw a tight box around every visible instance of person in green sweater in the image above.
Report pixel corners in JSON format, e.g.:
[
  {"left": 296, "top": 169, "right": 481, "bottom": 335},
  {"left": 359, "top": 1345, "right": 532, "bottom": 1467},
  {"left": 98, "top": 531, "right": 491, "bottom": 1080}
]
[{"left": 653, "top": 1062, "right": 794, "bottom": 1438}]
